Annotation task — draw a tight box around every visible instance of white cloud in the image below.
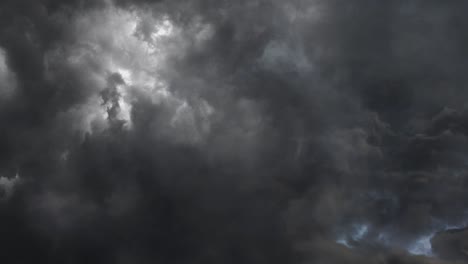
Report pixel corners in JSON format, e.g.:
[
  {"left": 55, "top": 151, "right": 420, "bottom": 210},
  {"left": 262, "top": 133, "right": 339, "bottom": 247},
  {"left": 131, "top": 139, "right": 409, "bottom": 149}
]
[{"left": 45, "top": 5, "right": 218, "bottom": 138}]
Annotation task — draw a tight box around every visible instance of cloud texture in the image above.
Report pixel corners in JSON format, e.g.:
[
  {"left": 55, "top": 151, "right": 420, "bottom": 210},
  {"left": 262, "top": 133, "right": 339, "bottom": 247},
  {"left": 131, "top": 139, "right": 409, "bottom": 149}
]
[{"left": 0, "top": 0, "right": 468, "bottom": 263}]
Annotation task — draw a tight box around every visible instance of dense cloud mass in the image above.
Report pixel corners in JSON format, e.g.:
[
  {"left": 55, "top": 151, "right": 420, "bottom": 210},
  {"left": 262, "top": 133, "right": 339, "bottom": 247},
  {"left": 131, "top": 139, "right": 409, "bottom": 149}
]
[{"left": 0, "top": 0, "right": 468, "bottom": 263}]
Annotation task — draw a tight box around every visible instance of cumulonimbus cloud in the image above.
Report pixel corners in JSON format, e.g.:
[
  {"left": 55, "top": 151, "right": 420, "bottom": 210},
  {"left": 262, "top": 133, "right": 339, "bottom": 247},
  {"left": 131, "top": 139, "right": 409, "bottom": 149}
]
[{"left": 0, "top": 0, "right": 467, "bottom": 263}]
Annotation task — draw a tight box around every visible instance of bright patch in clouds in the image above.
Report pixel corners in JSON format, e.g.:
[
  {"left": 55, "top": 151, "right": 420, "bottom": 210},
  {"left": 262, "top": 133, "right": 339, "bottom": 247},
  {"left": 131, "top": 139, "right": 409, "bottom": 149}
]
[
  {"left": 0, "top": 47, "right": 17, "bottom": 100},
  {"left": 47, "top": 4, "right": 215, "bottom": 137},
  {"left": 335, "top": 223, "right": 370, "bottom": 248},
  {"left": 407, "top": 233, "right": 434, "bottom": 256},
  {"left": 406, "top": 216, "right": 468, "bottom": 257},
  {"left": 151, "top": 17, "right": 175, "bottom": 40},
  {"left": 0, "top": 174, "right": 21, "bottom": 199}
]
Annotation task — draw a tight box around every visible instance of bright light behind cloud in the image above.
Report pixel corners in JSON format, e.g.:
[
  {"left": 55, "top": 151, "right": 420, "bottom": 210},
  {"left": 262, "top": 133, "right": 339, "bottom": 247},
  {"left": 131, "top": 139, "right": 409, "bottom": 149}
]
[
  {"left": 335, "top": 223, "right": 370, "bottom": 248},
  {"left": 48, "top": 4, "right": 215, "bottom": 137},
  {"left": 407, "top": 233, "right": 434, "bottom": 256},
  {"left": 405, "top": 215, "right": 468, "bottom": 257},
  {"left": 335, "top": 215, "right": 468, "bottom": 258},
  {"left": 0, "top": 47, "right": 17, "bottom": 100}
]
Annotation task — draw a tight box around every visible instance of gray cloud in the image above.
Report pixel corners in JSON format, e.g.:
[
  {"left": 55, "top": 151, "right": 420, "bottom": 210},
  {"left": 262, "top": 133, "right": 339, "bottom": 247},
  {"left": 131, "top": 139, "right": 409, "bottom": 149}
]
[{"left": 0, "top": 0, "right": 467, "bottom": 263}]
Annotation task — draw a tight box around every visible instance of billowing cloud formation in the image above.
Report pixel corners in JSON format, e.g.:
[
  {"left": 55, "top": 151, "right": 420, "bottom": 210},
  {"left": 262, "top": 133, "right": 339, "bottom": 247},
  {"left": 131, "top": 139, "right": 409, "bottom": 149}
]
[{"left": 0, "top": 0, "right": 468, "bottom": 263}]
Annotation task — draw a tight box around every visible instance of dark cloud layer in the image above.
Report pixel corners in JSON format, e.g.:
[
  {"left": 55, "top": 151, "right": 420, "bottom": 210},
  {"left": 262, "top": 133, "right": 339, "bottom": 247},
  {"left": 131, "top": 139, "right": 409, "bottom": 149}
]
[{"left": 0, "top": 0, "right": 468, "bottom": 263}]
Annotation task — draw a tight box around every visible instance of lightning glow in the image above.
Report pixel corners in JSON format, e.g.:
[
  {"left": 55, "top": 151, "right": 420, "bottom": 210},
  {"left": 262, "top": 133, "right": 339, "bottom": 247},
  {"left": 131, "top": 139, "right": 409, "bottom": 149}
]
[{"left": 46, "top": 5, "right": 216, "bottom": 138}]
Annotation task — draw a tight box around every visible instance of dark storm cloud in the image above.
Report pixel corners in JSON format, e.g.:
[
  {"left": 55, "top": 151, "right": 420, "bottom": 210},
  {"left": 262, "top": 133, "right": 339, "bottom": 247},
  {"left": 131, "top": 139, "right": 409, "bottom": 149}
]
[{"left": 0, "top": 0, "right": 468, "bottom": 263}]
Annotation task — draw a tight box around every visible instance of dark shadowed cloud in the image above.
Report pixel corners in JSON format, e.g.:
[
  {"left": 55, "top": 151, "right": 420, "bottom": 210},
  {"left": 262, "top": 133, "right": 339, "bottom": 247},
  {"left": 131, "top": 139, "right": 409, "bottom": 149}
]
[{"left": 0, "top": 0, "right": 467, "bottom": 263}]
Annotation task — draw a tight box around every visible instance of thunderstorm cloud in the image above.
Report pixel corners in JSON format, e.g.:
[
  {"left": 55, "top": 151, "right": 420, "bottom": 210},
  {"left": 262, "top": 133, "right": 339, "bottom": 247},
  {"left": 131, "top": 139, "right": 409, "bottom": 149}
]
[{"left": 0, "top": 0, "right": 467, "bottom": 263}]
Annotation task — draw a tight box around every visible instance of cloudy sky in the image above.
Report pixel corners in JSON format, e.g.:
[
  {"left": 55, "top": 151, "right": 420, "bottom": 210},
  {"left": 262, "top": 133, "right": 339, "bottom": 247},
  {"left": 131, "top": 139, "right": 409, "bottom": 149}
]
[{"left": 0, "top": 0, "right": 468, "bottom": 263}]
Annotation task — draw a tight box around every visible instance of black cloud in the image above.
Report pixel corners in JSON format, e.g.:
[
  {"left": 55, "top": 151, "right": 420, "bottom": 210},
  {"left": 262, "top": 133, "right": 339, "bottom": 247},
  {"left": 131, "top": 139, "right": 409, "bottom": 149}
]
[{"left": 0, "top": 0, "right": 467, "bottom": 263}]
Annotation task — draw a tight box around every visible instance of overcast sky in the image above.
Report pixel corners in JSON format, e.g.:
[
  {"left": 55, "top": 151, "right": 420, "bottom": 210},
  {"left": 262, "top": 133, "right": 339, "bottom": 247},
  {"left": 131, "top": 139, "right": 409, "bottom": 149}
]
[{"left": 0, "top": 0, "right": 467, "bottom": 263}]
